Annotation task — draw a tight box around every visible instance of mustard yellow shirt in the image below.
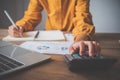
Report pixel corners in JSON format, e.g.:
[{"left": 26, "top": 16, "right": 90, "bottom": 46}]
[{"left": 16, "top": 0, "right": 95, "bottom": 39}]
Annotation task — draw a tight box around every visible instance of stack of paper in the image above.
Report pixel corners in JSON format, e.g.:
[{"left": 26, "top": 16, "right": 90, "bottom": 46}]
[{"left": 2, "top": 30, "right": 66, "bottom": 41}]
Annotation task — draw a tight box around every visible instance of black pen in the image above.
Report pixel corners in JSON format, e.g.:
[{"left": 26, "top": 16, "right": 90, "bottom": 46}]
[{"left": 34, "top": 30, "right": 39, "bottom": 39}]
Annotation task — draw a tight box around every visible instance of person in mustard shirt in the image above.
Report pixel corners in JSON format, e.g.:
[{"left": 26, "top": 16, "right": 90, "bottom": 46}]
[{"left": 8, "top": 0, "right": 101, "bottom": 56}]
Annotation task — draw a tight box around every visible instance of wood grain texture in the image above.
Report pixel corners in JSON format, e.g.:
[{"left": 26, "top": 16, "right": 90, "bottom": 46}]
[{"left": 0, "top": 29, "right": 120, "bottom": 80}]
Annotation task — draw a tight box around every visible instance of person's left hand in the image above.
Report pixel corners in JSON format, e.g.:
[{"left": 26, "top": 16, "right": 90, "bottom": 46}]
[{"left": 69, "top": 41, "right": 101, "bottom": 56}]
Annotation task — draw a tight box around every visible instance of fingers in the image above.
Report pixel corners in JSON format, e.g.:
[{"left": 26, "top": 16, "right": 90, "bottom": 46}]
[
  {"left": 85, "top": 41, "right": 94, "bottom": 56},
  {"left": 8, "top": 25, "right": 23, "bottom": 37},
  {"left": 19, "top": 27, "right": 23, "bottom": 37},
  {"left": 8, "top": 26, "right": 17, "bottom": 37},
  {"left": 69, "top": 43, "right": 79, "bottom": 54},
  {"left": 69, "top": 41, "right": 101, "bottom": 56},
  {"left": 79, "top": 41, "right": 85, "bottom": 56},
  {"left": 83, "top": 41, "right": 101, "bottom": 56}
]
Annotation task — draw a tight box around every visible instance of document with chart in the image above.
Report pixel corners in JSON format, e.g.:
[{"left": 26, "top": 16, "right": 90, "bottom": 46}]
[{"left": 20, "top": 34, "right": 74, "bottom": 54}]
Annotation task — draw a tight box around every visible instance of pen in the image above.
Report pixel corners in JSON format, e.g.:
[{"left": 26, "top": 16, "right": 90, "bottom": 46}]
[
  {"left": 4, "top": 10, "right": 18, "bottom": 30},
  {"left": 34, "top": 30, "right": 39, "bottom": 39}
]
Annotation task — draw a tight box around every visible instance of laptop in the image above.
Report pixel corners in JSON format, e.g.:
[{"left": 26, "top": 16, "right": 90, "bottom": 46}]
[{"left": 0, "top": 41, "right": 51, "bottom": 77}]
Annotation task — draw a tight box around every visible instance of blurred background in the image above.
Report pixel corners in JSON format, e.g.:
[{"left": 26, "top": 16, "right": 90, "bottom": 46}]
[{"left": 0, "top": 0, "right": 120, "bottom": 33}]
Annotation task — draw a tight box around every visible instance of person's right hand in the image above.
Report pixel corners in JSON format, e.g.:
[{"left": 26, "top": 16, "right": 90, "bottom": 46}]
[{"left": 8, "top": 25, "right": 23, "bottom": 37}]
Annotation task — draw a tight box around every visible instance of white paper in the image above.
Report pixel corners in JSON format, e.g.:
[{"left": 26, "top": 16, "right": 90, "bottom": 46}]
[
  {"left": 20, "top": 34, "right": 74, "bottom": 54},
  {"left": 20, "top": 41, "right": 71, "bottom": 54},
  {"left": 2, "top": 30, "right": 65, "bottom": 41}
]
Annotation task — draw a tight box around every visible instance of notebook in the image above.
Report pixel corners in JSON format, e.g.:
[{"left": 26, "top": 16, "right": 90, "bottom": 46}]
[
  {"left": 0, "top": 41, "right": 51, "bottom": 77},
  {"left": 2, "top": 30, "right": 65, "bottom": 41}
]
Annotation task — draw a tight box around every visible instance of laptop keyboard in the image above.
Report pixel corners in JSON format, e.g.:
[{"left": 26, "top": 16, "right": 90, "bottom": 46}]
[{"left": 0, "top": 54, "right": 23, "bottom": 73}]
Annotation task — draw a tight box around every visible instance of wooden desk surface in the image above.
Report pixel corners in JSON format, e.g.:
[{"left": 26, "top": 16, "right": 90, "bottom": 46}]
[{"left": 0, "top": 29, "right": 120, "bottom": 80}]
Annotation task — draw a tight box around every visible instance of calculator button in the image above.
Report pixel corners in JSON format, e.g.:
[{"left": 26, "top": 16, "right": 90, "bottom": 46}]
[
  {"left": 72, "top": 53, "right": 79, "bottom": 57},
  {"left": 72, "top": 53, "right": 82, "bottom": 59}
]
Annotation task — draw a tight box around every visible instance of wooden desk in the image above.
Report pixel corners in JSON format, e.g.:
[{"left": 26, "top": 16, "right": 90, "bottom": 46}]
[{"left": 0, "top": 29, "right": 120, "bottom": 80}]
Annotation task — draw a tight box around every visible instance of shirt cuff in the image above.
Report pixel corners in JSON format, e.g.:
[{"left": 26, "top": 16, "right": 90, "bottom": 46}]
[{"left": 74, "top": 33, "right": 92, "bottom": 42}]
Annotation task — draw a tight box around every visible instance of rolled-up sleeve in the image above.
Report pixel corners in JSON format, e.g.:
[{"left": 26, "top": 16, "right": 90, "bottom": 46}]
[{"left": 16, "top": 0, "right": 43, "bottom": 31}]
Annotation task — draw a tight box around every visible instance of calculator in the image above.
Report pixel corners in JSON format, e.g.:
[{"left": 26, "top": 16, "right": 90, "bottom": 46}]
[{"left": 64, "top": 53, "right": 117, "bottom": 72}]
